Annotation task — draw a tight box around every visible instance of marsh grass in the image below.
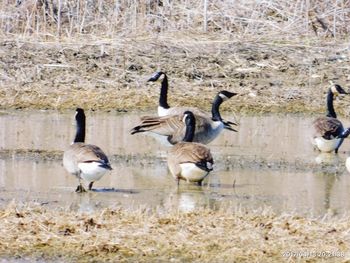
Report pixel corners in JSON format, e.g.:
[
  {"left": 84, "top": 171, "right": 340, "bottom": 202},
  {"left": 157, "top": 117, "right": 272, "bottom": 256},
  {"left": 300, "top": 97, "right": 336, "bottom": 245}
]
[
  {"left": 0, "top": 202, "right": 349, "bottom": 262},
  {"left": 1, "top": 0, "right": 350, "bottom": 40}
]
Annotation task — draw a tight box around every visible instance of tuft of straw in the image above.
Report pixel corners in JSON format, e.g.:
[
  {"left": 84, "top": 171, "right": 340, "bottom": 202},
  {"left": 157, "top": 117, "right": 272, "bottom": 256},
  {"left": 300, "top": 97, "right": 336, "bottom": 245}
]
[{"left": 0, "top": 202, "right": 349, "bottom": 262}]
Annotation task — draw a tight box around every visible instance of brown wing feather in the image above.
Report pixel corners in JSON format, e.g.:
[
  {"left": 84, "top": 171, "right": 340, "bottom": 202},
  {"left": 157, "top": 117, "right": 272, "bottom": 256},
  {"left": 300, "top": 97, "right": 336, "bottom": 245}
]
[
  {"left": 313, "top": 117, "right": 343, "bottom": 139},
  {"left": 169, "top": 142, "right": 213, "bottom": 165},
  {"left": 68, "top": 143, "right": 111, "bottom": 165},
  {"left": 132, "top": 113, "right": 216, "bottom": 144},
  {"left": 131, "top": 114, "right": 184, "bottom": 136}
]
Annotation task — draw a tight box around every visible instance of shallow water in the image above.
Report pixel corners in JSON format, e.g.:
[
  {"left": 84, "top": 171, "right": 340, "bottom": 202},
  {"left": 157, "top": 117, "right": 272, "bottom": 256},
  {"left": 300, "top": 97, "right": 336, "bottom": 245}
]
[{"left": 1, "top": 110, "right": 350, "bottom": 216}]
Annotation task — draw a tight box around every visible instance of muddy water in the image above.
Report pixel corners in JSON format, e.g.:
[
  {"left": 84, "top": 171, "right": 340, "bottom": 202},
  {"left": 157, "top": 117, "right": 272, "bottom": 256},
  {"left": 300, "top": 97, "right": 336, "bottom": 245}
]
[{"left": 1, "top": 110, "right": 350, "bottom": 216}]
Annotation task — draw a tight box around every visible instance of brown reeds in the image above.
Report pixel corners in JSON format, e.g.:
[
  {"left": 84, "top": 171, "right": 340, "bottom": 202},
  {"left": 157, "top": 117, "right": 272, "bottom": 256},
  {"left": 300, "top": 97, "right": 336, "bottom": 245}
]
[{"left": 1, "top": 0, "right": 350, "bottom": 40}]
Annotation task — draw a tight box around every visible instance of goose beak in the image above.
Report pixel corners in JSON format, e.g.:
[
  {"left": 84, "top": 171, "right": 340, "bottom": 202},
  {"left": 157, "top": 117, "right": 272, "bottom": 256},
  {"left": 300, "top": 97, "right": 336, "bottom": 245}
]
[
  {"left": 226, "top": 92, "right": 238, "bottom": 99},
  {"left": 333, "top": 84, "right": 348, "bottom": 95},
  {"left": 219, "top": 91, "right": 238, "bottom": 99}
]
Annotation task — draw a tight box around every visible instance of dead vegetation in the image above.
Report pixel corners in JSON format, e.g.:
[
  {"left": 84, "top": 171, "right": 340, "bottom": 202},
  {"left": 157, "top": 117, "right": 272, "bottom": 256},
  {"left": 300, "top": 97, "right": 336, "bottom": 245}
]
[
  {"left": 2, "top": 0, "right": 350, "bottom": 39},
  {"left": 1, "top": 2, "right": 350, "bottom": 260},
  {"left": 0, "top": 1, "right": 350, "bottom": 113},
  {"left": 0, "top": 202, "right": 348, "bottom": 262}
]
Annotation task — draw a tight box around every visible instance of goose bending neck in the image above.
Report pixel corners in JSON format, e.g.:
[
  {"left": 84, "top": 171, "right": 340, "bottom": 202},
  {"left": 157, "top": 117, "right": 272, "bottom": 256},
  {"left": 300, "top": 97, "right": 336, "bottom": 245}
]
[
  {"left": 326, "top": 89, "right": 337, "bottom": 118},
  {"left": 211, "top": 95, "right": 224, "bottom": 121},
  {"left": 159, "top": 73, "right": 170, "bottom": 109},
  {"left": 74, "top": 114, "right": 86, "bottom": 143},
  {"left": 183, "top": 115, "right": 195, "bottom": 142}
]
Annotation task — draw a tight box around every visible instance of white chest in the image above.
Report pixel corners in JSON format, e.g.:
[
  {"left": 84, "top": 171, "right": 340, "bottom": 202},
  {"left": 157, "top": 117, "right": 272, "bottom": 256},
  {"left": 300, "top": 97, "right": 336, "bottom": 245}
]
[
  {"left": 195, "top": 121, "right": 224, "bottom": 144},
  {"left": 78, "top": 162, "right": 109, "bottom": 182},
  {"left": 179, "top": 163, "right": 210, "bottom": 183},
  {"left": 314, "top": 137, "right": 342, "bottom": 153},
  {"left": 158, "top": 106, "right": 171, "bottom": 117}
]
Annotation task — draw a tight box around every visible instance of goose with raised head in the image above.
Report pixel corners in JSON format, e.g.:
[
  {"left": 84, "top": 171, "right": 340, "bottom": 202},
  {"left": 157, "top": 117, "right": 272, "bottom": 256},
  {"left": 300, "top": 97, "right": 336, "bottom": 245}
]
[
  {"left": 63, "top": 108, "right": 112, "bottom": 192},
  {"left": 313, "top": 84, "right": 348, "bottom": 153},
  {"left": 131, "top": 90, "right": 238, "bottom": 144},
  {"left": 148, "top": 71, "right": 238, "bottom": 129},
  {"left": 167, "top": 111, "right": 213, "bottom": 185},
  {"left": 148, "top": 71, "right": 208, "bottom": 117}
]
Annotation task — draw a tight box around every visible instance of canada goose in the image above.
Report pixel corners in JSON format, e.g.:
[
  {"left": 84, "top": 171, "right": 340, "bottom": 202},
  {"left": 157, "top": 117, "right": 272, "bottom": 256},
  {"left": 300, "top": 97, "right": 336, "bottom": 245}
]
[
  {"left": 131, "top": 90, "right": 238, "bottom": 144},
  {"left": 148, "top": 71, "right": 238, "bottom": 129},
  {"left": 167, "top": 111, "right": 213, "bottom": 185},
  {"left": 63, "top": 108, "right": 112, "bottom": 192},
  {"left": 149, "top": 71, "right": 207, "bottom": 117},
  {"left": 313, "top": 84, "right": 348, "bottom": 153}
]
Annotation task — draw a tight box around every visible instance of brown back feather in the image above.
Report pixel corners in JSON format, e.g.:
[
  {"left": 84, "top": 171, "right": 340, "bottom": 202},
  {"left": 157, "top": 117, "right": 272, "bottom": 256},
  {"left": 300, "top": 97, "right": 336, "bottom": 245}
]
[
  {"left": 169, "top": 142, "right": 213, "bottom": 165},
  {"left": 313, "top": 117, "right": 343, "bottom": 139}
]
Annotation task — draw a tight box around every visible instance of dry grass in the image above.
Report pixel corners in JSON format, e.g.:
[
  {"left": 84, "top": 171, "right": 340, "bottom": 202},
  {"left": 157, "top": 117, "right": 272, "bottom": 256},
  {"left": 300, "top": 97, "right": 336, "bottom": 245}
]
[
  {"left": 0, "top": 202, "right": 349, "bottom": 262},
  {"left": 1, "top": 2, "right": 350, "bottom": 261},
  {"left": 0, "top": 37, "right": 350, "bottom": 114},
  {"left": 0, "top": 1, "right": 350, "bottom": 113},
  {"left": 1, "top": 0, "right": 350, "bottom": 40}
]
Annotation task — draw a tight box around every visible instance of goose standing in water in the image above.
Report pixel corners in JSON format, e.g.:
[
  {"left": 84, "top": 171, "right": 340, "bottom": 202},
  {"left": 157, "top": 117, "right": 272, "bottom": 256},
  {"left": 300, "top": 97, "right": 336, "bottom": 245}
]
[
  {"left": 167, "top": 111, "right": 213, "bottom": 185},
  {"left": 63, "top": 108, "right": 112, "bottom": 192},
  {"left": 131, "top": 90, "right": 238, "bottom": 144},
  {"left": 313, "top": 84, "right": 348, "bottom": 153}
]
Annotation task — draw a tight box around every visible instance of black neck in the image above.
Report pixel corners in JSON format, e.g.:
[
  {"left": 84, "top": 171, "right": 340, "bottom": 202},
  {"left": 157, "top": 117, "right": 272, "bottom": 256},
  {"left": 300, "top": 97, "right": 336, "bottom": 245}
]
[
  {"left": 183, "top": 116, "right": 195, "bottom": 142},
  {"left": 326, "top": 89, "right": 337, "bottom": 118},
  {"left": 159, "top": 74, "right": 170, "bottom": 109},
  {"left": 211, "top": 95, "right": 224, "bottom": 121},
  {"left": 74, "top": 115, "right": 85, "bottom": 143}
]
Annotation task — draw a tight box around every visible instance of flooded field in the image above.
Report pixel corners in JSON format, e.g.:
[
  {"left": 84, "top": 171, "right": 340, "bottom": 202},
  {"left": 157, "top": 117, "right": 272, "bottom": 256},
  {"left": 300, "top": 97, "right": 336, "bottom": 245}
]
[{"left": 1, "top": 110, "right": 350, "bottom": 216}]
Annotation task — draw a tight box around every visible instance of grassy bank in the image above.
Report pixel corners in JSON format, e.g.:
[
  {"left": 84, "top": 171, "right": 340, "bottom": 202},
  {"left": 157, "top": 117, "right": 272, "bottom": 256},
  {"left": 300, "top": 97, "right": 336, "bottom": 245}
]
[{"left": 0, "top": 202, "right": 349, "bottom": 262}]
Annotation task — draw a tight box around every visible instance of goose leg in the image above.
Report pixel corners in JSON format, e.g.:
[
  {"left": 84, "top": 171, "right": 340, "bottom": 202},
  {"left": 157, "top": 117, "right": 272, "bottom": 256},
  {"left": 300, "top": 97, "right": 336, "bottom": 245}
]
[
  {"left": 75, "top": 184, "right": 86, "bottom": 193},
  {"left": 88, "top": 181, "right": 94, "bottom": 191},
  {"left": 75, "top": 177, "right": 86, "bottom": 193},
  {"left": 335, "top": 138, "right": 345, "bottom": 154}
]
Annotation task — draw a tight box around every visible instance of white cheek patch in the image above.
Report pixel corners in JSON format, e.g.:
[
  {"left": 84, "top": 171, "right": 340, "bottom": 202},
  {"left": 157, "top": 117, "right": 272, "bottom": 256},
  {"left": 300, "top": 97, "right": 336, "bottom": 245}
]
[
  {"left": 206, "top": 162, "right": 213, "bottom": 170},
  {"left": 219, "top": 93, "right": 229, "bottom": 101}
]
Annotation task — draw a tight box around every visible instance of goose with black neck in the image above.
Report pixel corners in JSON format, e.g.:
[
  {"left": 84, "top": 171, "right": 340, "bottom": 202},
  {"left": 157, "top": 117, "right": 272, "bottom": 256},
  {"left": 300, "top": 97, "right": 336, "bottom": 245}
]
[
  {"left": 313, "top": 84, "right": 349, "bottom": 153},
  {"left": 167, "top": 111, "right": 214, "bottom": 185},
  {"left": 63, "top": 108, "right": 112, "bottom": 192},
  {"left": 131, "top": 90, "right": 238, "bottom": 145}
]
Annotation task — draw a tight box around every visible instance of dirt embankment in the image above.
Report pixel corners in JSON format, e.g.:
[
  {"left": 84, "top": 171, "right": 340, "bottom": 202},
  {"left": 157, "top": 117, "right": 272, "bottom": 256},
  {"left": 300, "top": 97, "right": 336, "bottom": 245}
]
[{"left": 1, "top": 36, "right": 350, "bottom": 115}]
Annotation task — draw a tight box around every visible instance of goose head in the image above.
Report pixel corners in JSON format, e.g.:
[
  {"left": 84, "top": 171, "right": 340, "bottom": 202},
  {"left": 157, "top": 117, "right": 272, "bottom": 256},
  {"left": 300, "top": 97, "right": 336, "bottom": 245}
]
[
  {"left": 75, "top": 108, "right": 85, "bottom": 121},
  {"left": 212, "top": 91, "right": 238, "bottom": 130},
  {"left": 147, "top": 71, "right": 166, "bottom": 83},
  {"left": 183, "top": 110, "right": 196, "bottom": 125},
  {"left": 330, "top": 84, "right": 348, "bottom": 96},
  {"left": 218, "top": 90, "right": 238, "bottom": 101}
]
